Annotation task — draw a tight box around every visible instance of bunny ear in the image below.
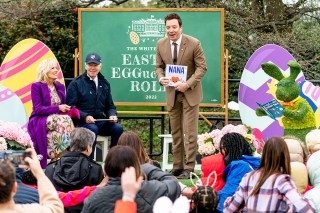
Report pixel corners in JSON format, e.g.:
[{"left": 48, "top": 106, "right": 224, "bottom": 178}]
[
  {"left": 287, "top": 60, "right": 301, "bottom": 81},
  {"left": 206, "top": 171, "right": 217, "bottom": 188},
  {"left": 190, "top": 172, "right": 201, "bottom": 188},
  {"left": 261, "top": 62, "right": 284, "bottom": 81}
]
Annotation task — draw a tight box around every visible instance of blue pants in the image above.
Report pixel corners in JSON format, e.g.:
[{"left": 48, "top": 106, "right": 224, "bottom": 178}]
[{"left": 78, "top": 121, "right": 123, "bottom": 159}]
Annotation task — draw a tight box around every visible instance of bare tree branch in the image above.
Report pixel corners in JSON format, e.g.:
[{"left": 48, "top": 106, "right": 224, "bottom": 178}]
[
  {"left": 293, "top": 0, "right": 308, "bottom": 8},
  {"left": 107, "top": 0, "right": 130, "bottom": 5}
]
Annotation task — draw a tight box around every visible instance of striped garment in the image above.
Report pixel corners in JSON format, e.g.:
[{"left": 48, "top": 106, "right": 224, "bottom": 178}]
[{"left": 223, "top": 171, "right": 315, "bottom": 213}]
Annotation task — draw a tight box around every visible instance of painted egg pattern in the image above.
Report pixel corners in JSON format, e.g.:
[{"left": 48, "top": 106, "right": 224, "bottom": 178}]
[
  {"left": 0, "top": 38, "right": 65, "bottom": 119},
  {"left": 238, "top": 44, "right": 306, "bottom": 140},
  {"left": 0, "top": 85, "right": 28, "bottom": 129}
]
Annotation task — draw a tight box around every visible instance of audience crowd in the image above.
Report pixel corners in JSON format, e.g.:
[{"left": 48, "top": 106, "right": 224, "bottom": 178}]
[{"left": 1, "top": 127, "right": 320, "bottom": 213}]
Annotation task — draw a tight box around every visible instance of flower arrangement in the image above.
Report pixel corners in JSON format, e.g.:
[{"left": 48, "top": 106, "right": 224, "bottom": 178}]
[
  {"left": 197, "top": 124, "right": 264, "bottom": 156},
  {"left": 0, "top": 121, "right": 33, "bottom": 151}
]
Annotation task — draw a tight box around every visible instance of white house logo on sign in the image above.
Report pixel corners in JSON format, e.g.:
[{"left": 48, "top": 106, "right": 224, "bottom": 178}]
[{"left": 127, "top": 15, "right": 165, "bottom": 45}]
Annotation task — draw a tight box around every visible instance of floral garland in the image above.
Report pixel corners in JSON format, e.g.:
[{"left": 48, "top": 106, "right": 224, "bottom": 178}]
[
  {"left": 0, "top": 121, "right": 33, "bottom": 151},
  {"left": 197, "top": 124, "right": 264, "bottom": 156}
]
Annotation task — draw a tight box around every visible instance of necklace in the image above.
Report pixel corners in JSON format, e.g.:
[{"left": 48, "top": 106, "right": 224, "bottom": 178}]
[{"left": 48, "top": 84, "right": 55, "bottom": 91}]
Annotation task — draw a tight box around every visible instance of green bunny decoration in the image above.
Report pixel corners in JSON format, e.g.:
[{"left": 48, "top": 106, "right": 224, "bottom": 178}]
[{"left": 256, "top": 60, "right": 316, "bottom": 153}]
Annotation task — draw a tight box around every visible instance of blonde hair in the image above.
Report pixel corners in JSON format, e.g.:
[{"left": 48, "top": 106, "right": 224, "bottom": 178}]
[
  {"left": 36, "top": 58, "right": 57, "bottom": 83},
  {"left": 305, "top": 129, "right": 320, "bottom": 154}
]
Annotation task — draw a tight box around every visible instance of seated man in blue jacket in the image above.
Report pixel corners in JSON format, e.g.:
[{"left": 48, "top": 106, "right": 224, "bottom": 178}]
[{"left": 67, "top": 53, "right": 123, "bottom": 158}]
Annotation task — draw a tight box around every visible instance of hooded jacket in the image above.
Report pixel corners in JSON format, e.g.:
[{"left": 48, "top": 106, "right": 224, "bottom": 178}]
[
  {"left": 304, "top": 151, "right": 320, "bottom": 212},
  {"left": 45, "top": 152, "right": 104, "bottom": 192},
  {"left": 217, "top": 155, "right": 261, "bottom": 211}
]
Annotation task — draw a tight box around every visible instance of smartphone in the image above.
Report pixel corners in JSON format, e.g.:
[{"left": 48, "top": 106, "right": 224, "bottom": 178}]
[{"left": 3, "top": 150, "right": 32, "bottom": 165}]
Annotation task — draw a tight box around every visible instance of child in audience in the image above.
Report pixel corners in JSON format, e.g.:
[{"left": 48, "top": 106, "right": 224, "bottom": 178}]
[
  {"left": 117, "top": 131, "right": 160, "bottom": 168},
  {"left": 114, "top": 167, "right": 143, "bottom": 213},
  {"left": 283, "top": 135, "right": 307, "bottom": 163},
  {"left": 224, "top": 137, "right": 315, "bottom": 212},
  {"left": 190, "top": 186, "right": 219, "bottom": 213},
  {"left": 180, "top": 153, "right": 225, "bottom": 200},
  {"left": 283, "top": 135, "right": 309, "bottom": 193},
  {"left": 82, "top": 146, "right": 180, "bottom": 213},
  {"left": 217, "top": 132, "right": 260, "bottom": 211}
]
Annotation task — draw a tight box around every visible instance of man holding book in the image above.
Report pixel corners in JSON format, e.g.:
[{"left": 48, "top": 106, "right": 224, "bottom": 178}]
[
  {"left": 66, "top": 53, "right": 123, "bottom": 159},
  {"left": 155, "top": 13, "right": 207, "bottom": 179}
]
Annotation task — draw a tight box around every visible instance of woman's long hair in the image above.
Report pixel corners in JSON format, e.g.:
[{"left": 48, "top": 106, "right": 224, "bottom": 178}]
[
  {"left": 250, "top": 137, "right": 291, "bottom": 195},
  {"left": 220, "top": 132, "right": 253, "bottom": 167},
  {"left": 117, "top": 131, "right": 150, "bottom": 165},
  {"left": 104, "top": 146, "right": 142, "bottom": 179}
]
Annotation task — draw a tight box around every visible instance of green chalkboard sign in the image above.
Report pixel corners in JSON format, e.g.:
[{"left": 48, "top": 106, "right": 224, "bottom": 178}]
[{"left": 79, "top": 8, "right": 225, "bottom": 107}]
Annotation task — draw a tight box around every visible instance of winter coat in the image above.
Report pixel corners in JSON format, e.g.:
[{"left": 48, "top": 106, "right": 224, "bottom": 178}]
[
  {"left": 200, "top": 153, "right": 225, "bottom": 191},
  {"left": 217, "top": 155, "right": 261, "bottom": 211},
  {"left": 284, "top": 138, "right": 306, "bottom": 163},
  {"left": 304, "top": 151, "right": 320, "bottom": 212},
  {"left": 81, "top": 163, "right": 181, "bottom": 213},
  {"left": 66, "top": 72, "right": 117, "bottom": 123},
  {"left": 290, "top": 161, "right": 308, "bottom": 194},
  {"left": 14, "top": 168, "right": 39, "bottom": 204},
  {"left": 45, "top": 152, "right": 104, "bottom": 192},
  {"left": 28, "top": 81, "right": 66, "bottom": 168}
]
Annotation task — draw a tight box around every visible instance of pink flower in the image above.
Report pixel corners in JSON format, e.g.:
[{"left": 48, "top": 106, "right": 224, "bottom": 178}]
[
  {"left": 0, "top": 137, "right": 7, "bottom": 151},
  {"left": 252, "top": 136, "right": 264, "bottom": 153},
  {"left": 0, "top": 121, "right": 33, "bottom": 150},
  {"left": 198, "top": 124, "right": 264, "bottom": 155}
]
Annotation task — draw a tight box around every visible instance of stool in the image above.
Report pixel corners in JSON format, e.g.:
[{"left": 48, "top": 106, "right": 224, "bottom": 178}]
[
  {"left": 94, "top": 135, "right": 109, "bottom": 162},
  {"left": 159, "top": 134, "right": 201, "bottom": 171}
]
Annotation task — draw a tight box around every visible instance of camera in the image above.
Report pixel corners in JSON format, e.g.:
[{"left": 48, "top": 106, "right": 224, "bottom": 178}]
[{"left": 0, "top": 150, "right": 32, "bottom": 165}]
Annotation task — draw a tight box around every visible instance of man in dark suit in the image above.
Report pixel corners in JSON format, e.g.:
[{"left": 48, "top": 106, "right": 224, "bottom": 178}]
[{"left": 155, "top": 13, "right": 207, "bottom": 178}]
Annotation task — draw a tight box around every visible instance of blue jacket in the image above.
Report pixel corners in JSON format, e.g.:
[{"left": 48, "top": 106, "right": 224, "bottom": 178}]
[
  {"left": 217, "top": 155, "right": 260, "bottom": 211},
  {"left": 14, "top": 168, "right": 39, "bottom": 204},
  {"left": 66, "top": 72, "right": 117, "bottom": 122}
]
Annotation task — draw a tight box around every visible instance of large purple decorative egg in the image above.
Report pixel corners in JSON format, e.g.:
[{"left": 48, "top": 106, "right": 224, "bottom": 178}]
[{"left": 238, "top": 44, "right": 305, "bottom": 141}]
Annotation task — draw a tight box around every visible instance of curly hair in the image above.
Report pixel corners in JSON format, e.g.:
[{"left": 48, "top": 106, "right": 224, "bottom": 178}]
[
  {"left": 191, "top": 186, "right": 219, "bottom": 213},
  {"left": 220, "top": 132, "right": 253, "bottom": 167}
]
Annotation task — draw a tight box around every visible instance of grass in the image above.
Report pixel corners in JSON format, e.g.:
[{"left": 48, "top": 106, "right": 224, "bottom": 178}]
[{"left": 177, "top": 170, "right": 202, "bottom": 187}]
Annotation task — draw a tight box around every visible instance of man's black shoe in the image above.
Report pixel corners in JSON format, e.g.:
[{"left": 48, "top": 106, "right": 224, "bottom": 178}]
[
  {"left": 177, "top": 169, "right": 194, "bottom": 179},
  {"left": 169, "top": 169, "right": 183, "bottom": 176}
]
